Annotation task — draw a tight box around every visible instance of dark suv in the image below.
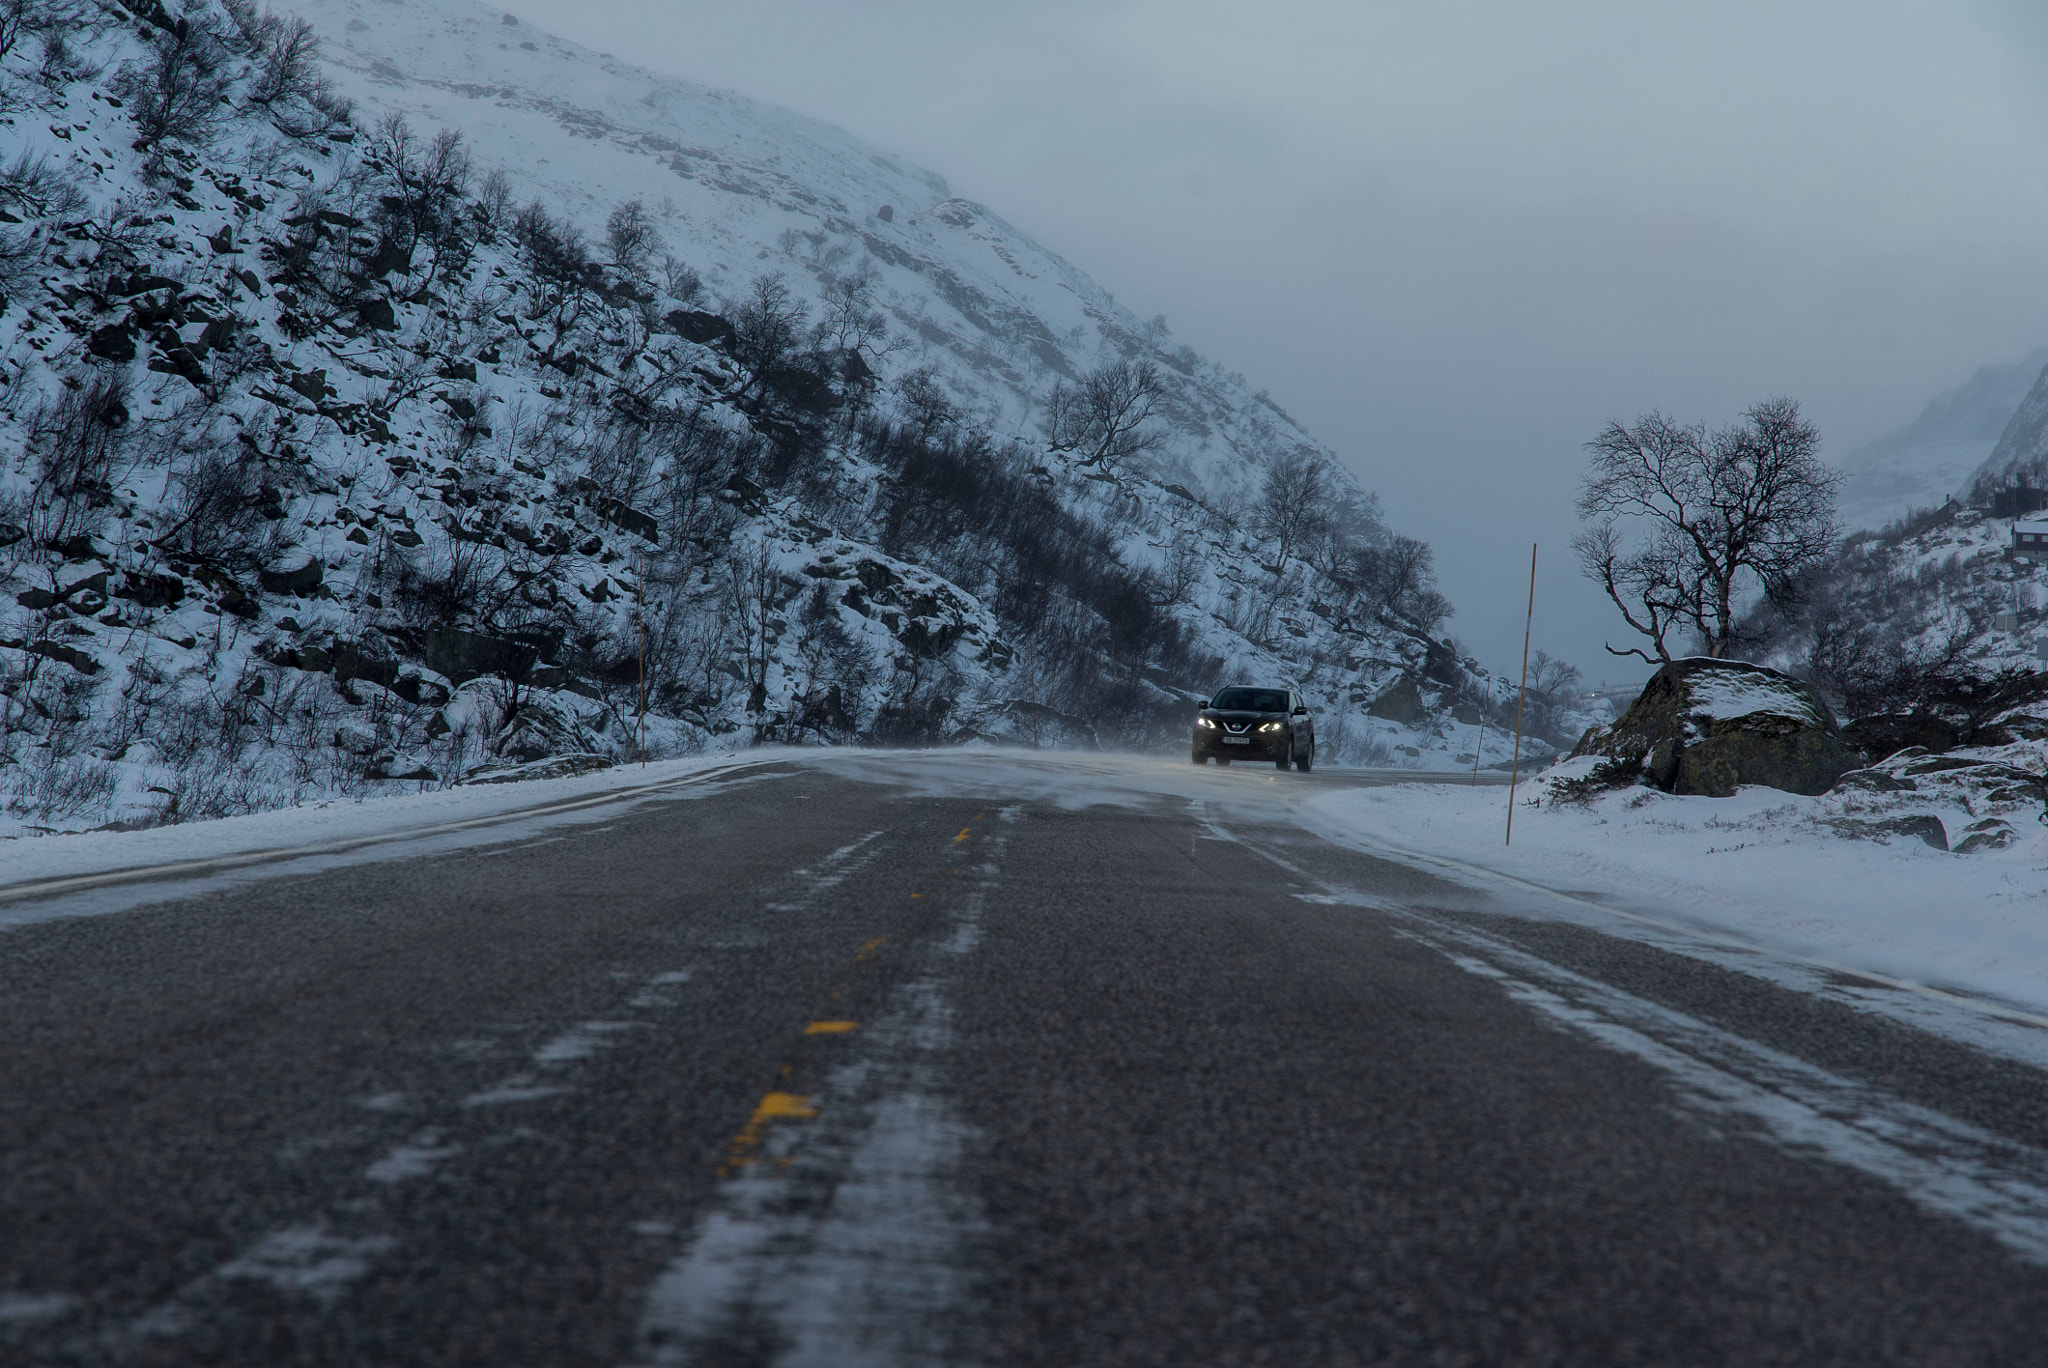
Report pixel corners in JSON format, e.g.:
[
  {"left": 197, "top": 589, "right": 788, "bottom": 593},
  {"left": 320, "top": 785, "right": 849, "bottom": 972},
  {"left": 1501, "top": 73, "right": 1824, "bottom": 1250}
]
[{"left": 1192, "top": 686, "right": 1315, "bottom": 771}]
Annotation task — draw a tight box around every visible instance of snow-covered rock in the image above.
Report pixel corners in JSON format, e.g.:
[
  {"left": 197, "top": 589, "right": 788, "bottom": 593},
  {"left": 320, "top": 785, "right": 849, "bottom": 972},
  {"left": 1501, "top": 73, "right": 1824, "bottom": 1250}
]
[{"left": 1570, "top": 658, "right": 1856, "bottom": 797}]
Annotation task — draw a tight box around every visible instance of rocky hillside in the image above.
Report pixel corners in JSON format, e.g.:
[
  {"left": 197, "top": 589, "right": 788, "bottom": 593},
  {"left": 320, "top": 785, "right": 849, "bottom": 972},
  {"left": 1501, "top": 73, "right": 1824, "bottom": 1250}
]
[{"left": 0, "top": 0, "right": 1518, "bottom": 836}]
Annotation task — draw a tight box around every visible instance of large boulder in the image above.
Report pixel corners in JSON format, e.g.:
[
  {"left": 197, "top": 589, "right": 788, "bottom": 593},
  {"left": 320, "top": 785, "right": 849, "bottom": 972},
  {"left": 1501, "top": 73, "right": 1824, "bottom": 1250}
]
[
  {"left": 1571, "top": 658, "right": 1857, "bottom": 797},
  {"left": 1368, "top": 676, "right": 1427, "bottom": 725}
]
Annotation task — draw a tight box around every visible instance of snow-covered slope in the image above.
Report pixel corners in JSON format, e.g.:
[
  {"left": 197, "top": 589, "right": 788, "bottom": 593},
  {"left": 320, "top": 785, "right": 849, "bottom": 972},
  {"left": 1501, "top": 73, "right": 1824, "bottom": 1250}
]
[
  {"left": 290, "top": 0, "right": 1318, "bottom": 500},
  {"left": 1837, "top": 350, "right": 2046, "bottom": 530},
  {"left": 0, "top": 0, "right": 1507, "bottom": 838},
  {"left": 1969, "top": 357, "right": 2048, "bottom": 499}
]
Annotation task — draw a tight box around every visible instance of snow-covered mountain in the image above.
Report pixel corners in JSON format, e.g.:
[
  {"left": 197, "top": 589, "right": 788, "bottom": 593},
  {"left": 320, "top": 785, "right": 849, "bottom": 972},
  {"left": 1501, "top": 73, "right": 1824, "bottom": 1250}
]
[
  {"left": 292, "top": 0, "right": 1333, "bottom": 501},
  {"left": 0, "top": 0, "right": 1536, "bottom": 836},
  {"left": 1837, "top": 350, "right": 2047, "bottom": 530},
  {"left": 1967, "top": 358, "right": 2048, "bottom": 500}
]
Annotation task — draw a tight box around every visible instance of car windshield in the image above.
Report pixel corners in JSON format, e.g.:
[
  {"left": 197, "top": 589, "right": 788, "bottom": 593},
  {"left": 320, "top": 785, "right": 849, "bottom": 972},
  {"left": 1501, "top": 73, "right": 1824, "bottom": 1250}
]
[{"left": 1211, "top": 688, "right": 1288, "bottom": 712}]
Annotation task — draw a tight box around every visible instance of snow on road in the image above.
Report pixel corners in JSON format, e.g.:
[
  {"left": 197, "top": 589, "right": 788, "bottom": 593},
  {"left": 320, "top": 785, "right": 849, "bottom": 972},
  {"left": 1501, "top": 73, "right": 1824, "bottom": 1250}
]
[{"left": 10, "top": 743, "right": 2048, "bottom": 1064}]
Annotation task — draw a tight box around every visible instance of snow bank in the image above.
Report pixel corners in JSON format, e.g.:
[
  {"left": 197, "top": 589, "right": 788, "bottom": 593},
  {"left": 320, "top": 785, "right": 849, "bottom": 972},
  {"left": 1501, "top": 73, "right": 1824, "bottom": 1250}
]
[
  {"left": 0, "top": 749, "right": 815, "bottom": 889},
  {"left": 1297, "top": 778, "right": 2048, "bottom": 1015}
]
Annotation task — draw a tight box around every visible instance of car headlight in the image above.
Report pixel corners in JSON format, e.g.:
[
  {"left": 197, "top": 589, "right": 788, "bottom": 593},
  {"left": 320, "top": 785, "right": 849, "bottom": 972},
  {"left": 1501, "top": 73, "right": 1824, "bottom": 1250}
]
[
  {"left": 1197, "top": 716, "right": 1217, "bottom": 729},
  {"left": 1260, "top": 721, "right": 1283, "bottom": 732}
]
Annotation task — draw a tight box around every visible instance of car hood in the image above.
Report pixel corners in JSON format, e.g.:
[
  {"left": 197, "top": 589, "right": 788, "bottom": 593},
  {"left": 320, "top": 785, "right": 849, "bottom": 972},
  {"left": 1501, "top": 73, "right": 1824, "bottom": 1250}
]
[{"left": 1201, "top": 710, "right": 1286, "bottom": 724}]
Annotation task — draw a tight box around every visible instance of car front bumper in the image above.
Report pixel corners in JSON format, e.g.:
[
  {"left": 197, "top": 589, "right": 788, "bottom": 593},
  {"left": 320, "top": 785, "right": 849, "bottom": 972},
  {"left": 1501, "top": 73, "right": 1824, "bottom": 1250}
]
[{"left": 1195, "top": 731, "right": 1288, "bottom": 758}]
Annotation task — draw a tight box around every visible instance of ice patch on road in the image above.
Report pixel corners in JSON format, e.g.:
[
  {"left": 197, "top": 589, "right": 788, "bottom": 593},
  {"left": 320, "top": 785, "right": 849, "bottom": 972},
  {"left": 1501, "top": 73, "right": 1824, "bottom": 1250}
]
[{"left": 1418, "top": 922, "right": 2048, "bottom": 1266}]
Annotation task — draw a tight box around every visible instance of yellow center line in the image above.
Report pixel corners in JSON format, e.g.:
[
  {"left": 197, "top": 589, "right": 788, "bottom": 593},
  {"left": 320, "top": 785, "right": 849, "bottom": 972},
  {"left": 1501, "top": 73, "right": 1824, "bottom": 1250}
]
[
  {"left": 854, "top": 936, "right": 886, "bottom": 961},
  {"left": 805, "top": 1020, "right": 859, "bottom": 1035},
  {"left": 953, "top": 827, "right": 973, "bottom": 844},
  {"left": 717, "top": 1089, "right": 819, "bottom": 1174}
]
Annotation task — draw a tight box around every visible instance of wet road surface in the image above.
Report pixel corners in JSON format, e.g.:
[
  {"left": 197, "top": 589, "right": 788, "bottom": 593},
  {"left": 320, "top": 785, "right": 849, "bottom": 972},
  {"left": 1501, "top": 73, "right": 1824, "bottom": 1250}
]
[{"left": 4, "top": 752, "right": 2048, "bottom": 1365}]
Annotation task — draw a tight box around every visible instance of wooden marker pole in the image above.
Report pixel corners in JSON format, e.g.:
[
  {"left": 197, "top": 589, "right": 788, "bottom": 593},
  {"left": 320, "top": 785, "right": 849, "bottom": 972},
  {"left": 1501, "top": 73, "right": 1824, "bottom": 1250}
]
[
  {"left": 1506, "top": 543, "right": 1536, "bottom": 845},
  {"left": 636, "top": 553, "right": 647, "bottom": 768},
  {"left": 1471, "top": 681, "right": 1488, "bottom": 785}
]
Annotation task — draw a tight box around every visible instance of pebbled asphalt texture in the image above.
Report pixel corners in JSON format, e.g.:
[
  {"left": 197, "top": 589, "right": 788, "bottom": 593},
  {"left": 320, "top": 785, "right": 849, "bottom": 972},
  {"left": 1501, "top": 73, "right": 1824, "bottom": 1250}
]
[{"left": 3, "top": 753, "right": 2047, "bottom": 1366}]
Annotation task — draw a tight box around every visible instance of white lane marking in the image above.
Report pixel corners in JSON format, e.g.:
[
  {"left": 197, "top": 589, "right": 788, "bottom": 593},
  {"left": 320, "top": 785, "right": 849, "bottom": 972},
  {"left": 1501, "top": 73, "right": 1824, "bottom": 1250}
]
[
  {"left": 364, "top": 1130, "right": 462, "bottom": 1184},
  {"left": 765, "top": 830, "right": 888, "bottom": 910},
  {"left": 1410, "top": 921, "right": 2048, "bottom": 1265},
  {"left": 0, "top": 1292, "right": 78, "bottom": 1323},
  {"left": 631, "top": 970, "right": 696, "bottom": 1009},
  {"left": 534, "top": 1020, "right": 642, "bottom": 1064},
  {"left": 629, "top": 825, "right": 1002, "bottom": 1366},
  {"left": 464, "top": 967, "right": 704, "bottom": 1105},
  {"left": 461, "top": 1075, "right": 566, "bottom": 1108},
  {"left": 214, "top": 1226, "right": 397, "bottom": 1301}
]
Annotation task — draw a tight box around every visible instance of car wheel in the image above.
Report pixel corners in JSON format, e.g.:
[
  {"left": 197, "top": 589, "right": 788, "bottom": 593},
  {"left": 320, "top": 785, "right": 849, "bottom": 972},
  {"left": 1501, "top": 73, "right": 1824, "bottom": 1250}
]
[
  {"left": 1218, "top": 757, "right": 1231, "bottom": 766},
  {"left": 1274, "top": 748, "right": 1290, "bottom": 771},
  {"left": 1191, "top": 749, "right": 1206, "bottom": 765},
  {"left": 1296, "top": 743, "right": 1313, "bottom": 773}
]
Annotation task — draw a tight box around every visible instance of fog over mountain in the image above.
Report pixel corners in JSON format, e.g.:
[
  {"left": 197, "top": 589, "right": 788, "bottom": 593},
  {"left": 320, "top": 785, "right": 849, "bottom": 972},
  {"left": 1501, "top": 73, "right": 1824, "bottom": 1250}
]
[{"left": 514, "top": 0, "right": 2048, "bottom": 681}]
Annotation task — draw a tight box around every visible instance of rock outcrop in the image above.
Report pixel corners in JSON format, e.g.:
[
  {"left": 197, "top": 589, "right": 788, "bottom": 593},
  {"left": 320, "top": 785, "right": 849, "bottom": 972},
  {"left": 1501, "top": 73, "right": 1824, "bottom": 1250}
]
[{"left": 1572, "top": 658, "right": 1858, "bottom": 797}]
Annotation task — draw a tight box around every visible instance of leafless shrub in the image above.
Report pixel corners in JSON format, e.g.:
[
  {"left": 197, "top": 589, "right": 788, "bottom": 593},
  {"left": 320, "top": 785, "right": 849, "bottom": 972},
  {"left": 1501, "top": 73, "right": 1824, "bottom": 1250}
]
[
  {"left": 605, "top": 198, "right": 658, "bottom": 277},
  {"left": 3, "top": 755, "right": 118, "bottom": 824},
  {"left": 661, "top": 255, "right": 703, "bottom": 306},
  {"left": 0, "top": 0, "right": 79, "bottom": 64},
  {"left": 112, "top": 17, "right": 235, "bottom": 164}
]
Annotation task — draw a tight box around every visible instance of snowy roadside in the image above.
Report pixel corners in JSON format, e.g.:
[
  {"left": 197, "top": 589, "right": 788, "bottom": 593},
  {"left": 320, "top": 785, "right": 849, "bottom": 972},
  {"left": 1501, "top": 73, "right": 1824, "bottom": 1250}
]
[
  {"left": 1296, "top": 776, "right": 2048, "bottom": 1017},
  {"left": 0, "top": 748, "right": 817, "bottom": 890}
]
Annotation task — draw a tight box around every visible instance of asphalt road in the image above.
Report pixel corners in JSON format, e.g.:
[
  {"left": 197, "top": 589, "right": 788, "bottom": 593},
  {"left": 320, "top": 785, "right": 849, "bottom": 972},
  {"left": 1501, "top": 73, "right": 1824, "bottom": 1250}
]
[{"left": 5, "top": 752, "right": 2048, "bottom": 1366}]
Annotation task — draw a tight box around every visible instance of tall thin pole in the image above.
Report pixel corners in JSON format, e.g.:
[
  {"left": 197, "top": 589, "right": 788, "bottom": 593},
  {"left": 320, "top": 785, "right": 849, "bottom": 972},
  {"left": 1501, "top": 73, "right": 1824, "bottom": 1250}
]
[
  {"left": 1506, "top": 543, "right": 1536, "bottom": 845},
  {"left": 636, "top": 552, "right": 647, "bottom": 768},
  {"left": 1028, "top": 636, "right": 1039, "bottom": 750},
  {"left": 1471, "top": 680, "right": 1489, "bottom": 785}
]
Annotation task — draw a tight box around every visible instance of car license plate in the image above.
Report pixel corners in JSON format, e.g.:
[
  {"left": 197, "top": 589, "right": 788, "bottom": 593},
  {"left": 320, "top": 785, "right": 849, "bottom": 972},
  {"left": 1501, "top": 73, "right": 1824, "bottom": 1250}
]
[{"left": 1222, "top": 737, "right": 1250, "bottom": 745}]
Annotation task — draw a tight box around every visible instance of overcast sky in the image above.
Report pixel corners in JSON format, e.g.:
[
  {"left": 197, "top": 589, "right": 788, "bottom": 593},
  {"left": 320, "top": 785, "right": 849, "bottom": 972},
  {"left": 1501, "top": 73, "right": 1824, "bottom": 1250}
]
[{"left": 513, "top": 0, "right": 2048, "bottom": 682}]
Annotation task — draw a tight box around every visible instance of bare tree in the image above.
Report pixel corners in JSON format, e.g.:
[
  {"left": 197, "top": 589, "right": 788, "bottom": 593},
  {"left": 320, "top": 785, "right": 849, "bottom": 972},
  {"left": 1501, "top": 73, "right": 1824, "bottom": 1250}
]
[
  {"left": 661, "top": 255, "right": 704, "bottom": 305},
  {"left": 1528, "top": 648, "right": 1583, "bottom": 701},
  {"left": 0, "top": 0, "right": 76, "bottom": 63},
  {"left": 1043, "top": 358, "right": 1162, "bottom": 476},
  {"left": 114, "top": 18, "right": 235, "bottom": 164},
  {"left": 1253, "top": 449, "right": 1333, "bottom": 574},
  {"left": 1575, "top": 398, "right": 1839, "bottom": 662},
  {"left": 812, "top": 266, "right": 894, "bottom": 363},
  {"left": 894, "top": 365, "right": 955, "bottom": 440},
  {"left": 726, "top": 271, "right": 809, "bottom": 395},
  {"left": 605, "top": 199, "right": 659, "bottom": 277},
  {"left": 242, "top": 14, "right": 319, "bottom": 108}
]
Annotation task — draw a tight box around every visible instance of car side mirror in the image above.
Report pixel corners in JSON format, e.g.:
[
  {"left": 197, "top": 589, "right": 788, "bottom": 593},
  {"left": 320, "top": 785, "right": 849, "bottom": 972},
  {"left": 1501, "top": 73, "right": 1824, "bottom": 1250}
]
[
  {"left": 1293, "top": 706, "right": 1308, "bottom": 716},
  {"left": 1198, "top": 699, "right": 1209, "bottom": 709}
]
